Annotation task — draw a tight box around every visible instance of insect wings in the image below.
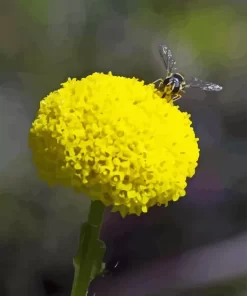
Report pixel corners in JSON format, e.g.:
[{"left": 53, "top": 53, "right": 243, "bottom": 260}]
[
  {"left": 186, "top": 77, "right": 222, "bottom": 91},
  {"left": 157, "top": 43, "right": 223, "bottom": 92},
  {"left": 159, "top": 44, "right": 177, "bottom": 75}
]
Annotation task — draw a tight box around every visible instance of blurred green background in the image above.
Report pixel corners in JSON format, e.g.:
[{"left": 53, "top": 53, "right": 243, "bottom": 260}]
[{"left": 0, "top": 0, "right": 246, "bottom": 295}]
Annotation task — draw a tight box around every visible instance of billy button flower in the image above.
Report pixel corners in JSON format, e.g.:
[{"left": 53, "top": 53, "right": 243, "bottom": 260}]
[
  {"left": 29, "top": 72, "right": 200, "bottom": 296},
  {"left": 29, "top": 72, "right": 199, "bottom": 216}
]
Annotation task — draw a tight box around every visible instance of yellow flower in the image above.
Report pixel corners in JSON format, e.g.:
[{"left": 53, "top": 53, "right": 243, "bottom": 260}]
[{"left": 29, "top": 72, "right": 200, "bottom": 217}]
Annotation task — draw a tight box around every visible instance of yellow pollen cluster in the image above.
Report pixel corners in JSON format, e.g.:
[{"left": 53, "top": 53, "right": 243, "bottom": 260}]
[{"left": 29, "top": 72, "right": 200, "bottom": 217}]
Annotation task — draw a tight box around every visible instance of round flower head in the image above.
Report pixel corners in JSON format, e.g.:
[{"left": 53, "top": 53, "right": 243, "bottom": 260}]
[{"left": 29, "top": 72, "right": 200, "bottom": 217}]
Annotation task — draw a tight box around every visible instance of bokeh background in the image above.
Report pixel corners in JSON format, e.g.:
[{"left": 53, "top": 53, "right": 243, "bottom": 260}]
[{"left": 0, "top": 0, "right": 247, "bottom": 295}]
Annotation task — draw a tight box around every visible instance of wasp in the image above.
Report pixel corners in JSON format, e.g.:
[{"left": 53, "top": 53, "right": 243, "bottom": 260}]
[{"left": 153, "top": 44, "right": 223, "bottom": 102}]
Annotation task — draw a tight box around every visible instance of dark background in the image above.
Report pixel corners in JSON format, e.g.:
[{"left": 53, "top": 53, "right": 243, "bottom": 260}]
[{"left": 0, "top": 0, "right": 246, "bottom": 295}]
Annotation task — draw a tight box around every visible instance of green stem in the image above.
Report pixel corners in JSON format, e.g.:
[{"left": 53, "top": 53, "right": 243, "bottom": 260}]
[{"left": 71, "top": 200, "right": 106, "bottom": 296}]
